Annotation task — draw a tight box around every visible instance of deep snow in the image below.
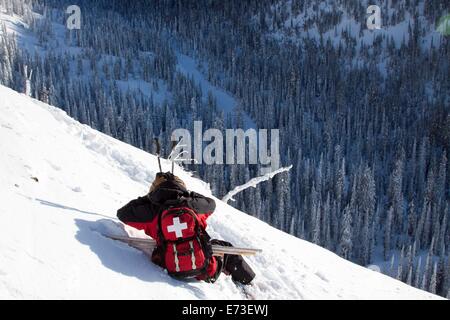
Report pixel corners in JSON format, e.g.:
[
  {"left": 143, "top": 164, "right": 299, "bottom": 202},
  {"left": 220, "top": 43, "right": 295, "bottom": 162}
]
[{"left": 0, "top": 85, "right": 441, "bottom": 299}]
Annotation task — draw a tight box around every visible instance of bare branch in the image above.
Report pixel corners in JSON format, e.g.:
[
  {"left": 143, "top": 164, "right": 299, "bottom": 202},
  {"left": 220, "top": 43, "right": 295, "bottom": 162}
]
[{"left": 222, "top": 165, "right": 293, "bottom": 203}]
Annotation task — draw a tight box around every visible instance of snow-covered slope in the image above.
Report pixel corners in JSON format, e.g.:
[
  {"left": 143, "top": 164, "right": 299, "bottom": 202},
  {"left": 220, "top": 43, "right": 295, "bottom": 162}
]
[{"left": 0, "top": 85, "right": 441, "bottom": 299}]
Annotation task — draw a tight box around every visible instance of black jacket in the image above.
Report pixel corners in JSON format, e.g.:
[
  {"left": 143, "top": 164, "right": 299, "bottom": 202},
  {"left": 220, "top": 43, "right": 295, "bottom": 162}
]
[{"left": 117, "top": 181, "right": 216, "bottom": 225}]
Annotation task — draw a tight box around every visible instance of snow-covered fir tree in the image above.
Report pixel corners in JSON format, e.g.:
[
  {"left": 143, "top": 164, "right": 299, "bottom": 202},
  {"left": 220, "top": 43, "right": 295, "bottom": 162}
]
[{"left": 0, "top": 0, "right": 448, "bottom": 297}]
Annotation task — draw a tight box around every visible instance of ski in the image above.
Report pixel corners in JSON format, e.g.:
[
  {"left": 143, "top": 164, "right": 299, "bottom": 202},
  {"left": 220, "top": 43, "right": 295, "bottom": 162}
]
[{"left": 103, "top": 234, "right": 262, "bottom": 256}]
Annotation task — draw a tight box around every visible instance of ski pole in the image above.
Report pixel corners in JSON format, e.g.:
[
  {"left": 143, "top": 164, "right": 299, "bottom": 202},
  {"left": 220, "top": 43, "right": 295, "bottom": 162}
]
[
  {"left": 154, "top": 138, "right": 162, "bottom": 172},
  {"left": 171, "top": 140, "right": 177, "bottom": 174}
]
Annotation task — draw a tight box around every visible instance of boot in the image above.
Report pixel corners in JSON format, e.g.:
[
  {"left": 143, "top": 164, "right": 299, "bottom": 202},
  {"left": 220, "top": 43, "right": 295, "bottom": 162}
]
[
  {"left": 210, "top": 239, "right": 255, "bottom": 285},
  {"left": 224, "top": 254, "right": 255, "bottom": 285}
]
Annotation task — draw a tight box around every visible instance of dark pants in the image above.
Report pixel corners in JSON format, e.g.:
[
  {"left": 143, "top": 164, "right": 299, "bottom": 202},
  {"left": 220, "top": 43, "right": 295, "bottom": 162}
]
[{"left": 152, "top": 239, "right": 256, "bottom": 285}]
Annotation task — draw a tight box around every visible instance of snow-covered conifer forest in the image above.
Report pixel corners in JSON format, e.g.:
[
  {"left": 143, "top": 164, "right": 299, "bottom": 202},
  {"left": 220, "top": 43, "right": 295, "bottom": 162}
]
[{"left": 0, "top": 0, "right": 448, "bottom": 298}]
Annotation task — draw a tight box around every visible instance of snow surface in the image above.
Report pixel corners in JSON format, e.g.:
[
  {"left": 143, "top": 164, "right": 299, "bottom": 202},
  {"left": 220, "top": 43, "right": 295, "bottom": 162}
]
[{"left": 0, "top": 85, "right": 442, "bottom": 300}]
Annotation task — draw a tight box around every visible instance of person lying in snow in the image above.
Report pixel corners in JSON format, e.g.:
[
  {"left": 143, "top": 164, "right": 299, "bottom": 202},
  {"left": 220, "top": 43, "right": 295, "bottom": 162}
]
[{"left": 117, "top": 172, "right": 255, "bottom": 285}]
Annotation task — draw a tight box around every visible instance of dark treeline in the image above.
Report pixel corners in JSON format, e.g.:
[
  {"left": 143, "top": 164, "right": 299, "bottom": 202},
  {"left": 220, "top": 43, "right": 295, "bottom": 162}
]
[{"left": 0, "top": 0, "right": 448, "bottom": 297}]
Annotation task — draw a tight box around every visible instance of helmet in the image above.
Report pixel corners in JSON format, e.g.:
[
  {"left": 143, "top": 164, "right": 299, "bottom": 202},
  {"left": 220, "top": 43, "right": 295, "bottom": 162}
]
[{"left": 149, "top": 172, "right": 186, "bottom": 193}]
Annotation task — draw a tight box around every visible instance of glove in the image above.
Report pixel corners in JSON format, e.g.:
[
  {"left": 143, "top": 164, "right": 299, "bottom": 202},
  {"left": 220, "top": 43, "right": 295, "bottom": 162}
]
[{"left": 210, "top": 239, "right": 233, "bottom": 247}]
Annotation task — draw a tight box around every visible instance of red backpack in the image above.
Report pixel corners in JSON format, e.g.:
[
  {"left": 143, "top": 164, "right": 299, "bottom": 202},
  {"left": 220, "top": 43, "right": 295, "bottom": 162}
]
[{"left": 158, "top": 206, "right": 212, "bottom": 279}]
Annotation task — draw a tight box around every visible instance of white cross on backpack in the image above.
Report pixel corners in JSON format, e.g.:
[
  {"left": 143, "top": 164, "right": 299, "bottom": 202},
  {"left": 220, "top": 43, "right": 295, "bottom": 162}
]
[
  {"left": 167, "top": 217, "right": 188, "bottom": 238},
  {"left": 159, "top": 206, "right": 211, "bottom": 278}
]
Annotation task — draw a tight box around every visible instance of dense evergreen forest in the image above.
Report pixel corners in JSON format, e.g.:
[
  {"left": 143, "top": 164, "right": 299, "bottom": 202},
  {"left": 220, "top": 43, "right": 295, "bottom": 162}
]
[{"left": 0, "top": 0, "right": 449, "bottom": 297}]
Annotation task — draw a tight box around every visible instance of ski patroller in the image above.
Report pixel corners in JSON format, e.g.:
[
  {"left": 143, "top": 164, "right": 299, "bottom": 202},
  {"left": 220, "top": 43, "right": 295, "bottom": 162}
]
[
  {"left": 147, "top": 140, "right": 261, "bottom": 255},
  {"left": 104, "top": 234, "right": 262, "bottom": 257},
  {"left": 145, "top": 138, "right": 258, "bottom": 282}
]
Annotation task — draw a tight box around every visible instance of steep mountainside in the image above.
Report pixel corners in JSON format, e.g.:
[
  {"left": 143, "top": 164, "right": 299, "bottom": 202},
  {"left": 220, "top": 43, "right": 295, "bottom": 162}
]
[
  {"left": 0, "top": 84, "right": 442, "bottom": 299},
  {"left": 0, "top": 0, "right": 449, "bottom": 297}
]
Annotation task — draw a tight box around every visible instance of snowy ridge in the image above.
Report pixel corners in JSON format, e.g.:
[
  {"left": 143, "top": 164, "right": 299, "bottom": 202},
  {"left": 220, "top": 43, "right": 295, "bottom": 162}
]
[{"left": 0, "top": 85, "right": 442, "bottom": 299}]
